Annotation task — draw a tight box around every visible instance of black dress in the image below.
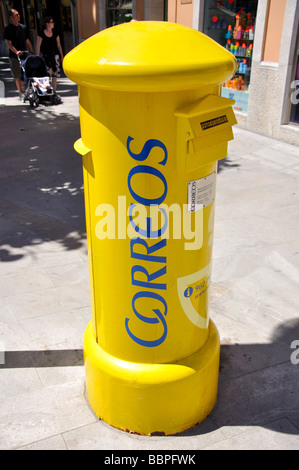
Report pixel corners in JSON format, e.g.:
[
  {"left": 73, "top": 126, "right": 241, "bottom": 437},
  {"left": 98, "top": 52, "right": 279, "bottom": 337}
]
[{"left": 39, "top": 29, "right": 61, "bottom": 76}]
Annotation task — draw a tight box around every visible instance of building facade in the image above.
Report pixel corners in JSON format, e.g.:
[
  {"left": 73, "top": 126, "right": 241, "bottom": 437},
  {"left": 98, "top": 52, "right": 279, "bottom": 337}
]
[
  {"left": 176, "top": 0, "right": 299, "bottom": 145},
  {"left": 0, "top": 0, "right": 298, "bottom": 144}
]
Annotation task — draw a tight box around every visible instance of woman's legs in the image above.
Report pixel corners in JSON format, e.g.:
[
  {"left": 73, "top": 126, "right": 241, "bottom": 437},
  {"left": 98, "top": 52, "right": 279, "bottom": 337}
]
[{"left": 52, "top": 76, "right": 57, "bottom": 92}]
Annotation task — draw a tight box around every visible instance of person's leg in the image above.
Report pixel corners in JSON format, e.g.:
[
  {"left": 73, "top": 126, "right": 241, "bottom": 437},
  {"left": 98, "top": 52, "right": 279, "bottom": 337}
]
[
  {"left": 52, "top": 76, "right": 57, "bottom": 92},
  {"left": 15, "top": 77, "right": 23, "bottom": 93},
  {"left": 46, "top": 65, "right": 57, "bottom": 93},
  {"left": 9, "top": 57, "right": 24, "bottom": 96},
  {"left": 53, "top": 55, "right": 61, "bottom": 94}
]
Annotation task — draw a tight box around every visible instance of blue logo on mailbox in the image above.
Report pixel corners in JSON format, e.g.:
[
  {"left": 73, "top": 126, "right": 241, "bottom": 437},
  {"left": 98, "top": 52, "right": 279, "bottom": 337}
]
[{"left": 184, "top": 287, "right": 193, "bottom": 298}]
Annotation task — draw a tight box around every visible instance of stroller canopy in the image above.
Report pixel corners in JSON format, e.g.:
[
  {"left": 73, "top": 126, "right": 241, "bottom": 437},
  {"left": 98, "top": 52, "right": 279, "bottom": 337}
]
[{"left": 24, "top": 55, "right": 48, "bottom": 78}]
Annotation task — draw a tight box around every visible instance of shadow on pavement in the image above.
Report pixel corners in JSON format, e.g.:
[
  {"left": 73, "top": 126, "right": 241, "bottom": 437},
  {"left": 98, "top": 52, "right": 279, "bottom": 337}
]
[
  {"left": 0, "top": 319, "right": 298, "bottom": 436},
  {"left": 0, "top": 104, "right": 85, "bottom": 261},
  {"left": 218, "top": 156, "right": 240, "bottom": 173}
]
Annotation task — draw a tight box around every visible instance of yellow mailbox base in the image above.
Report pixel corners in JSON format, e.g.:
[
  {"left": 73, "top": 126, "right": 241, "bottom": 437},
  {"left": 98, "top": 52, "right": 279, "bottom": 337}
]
[{"left": 83, "top": 320, "right": 220, "bottom": 436}]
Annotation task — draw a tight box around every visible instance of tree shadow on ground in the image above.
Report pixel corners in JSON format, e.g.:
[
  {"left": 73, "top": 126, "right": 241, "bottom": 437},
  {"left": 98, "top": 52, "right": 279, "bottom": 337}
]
[{"left": 0, "top": 103, "right": 85, "bottom": 261}]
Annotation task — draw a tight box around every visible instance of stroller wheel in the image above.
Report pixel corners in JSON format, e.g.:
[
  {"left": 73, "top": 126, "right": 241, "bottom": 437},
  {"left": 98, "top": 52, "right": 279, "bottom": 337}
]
[
  {"left": 29, "top": 96, "right": 39, "bottom": 108},
  {"left": 51, "top": 93, "right": 61, "bottom": 105}
]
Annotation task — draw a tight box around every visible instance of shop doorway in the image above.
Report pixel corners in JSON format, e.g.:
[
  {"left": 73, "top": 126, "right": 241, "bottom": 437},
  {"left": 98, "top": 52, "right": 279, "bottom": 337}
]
[{"left": 35, "top": 0, "right": 76, "bottom": 54}]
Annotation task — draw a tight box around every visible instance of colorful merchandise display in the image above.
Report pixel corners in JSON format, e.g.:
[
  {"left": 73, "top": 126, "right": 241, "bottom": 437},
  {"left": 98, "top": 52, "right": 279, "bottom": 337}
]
[{"left": 203, "top": 0, "right": 258, "bottom": 113}]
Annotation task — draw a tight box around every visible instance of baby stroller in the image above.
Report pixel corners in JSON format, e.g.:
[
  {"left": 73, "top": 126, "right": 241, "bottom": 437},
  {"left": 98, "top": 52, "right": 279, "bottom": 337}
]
[{"left": 19, "top": 53, "right": 61, "bottom": 107}]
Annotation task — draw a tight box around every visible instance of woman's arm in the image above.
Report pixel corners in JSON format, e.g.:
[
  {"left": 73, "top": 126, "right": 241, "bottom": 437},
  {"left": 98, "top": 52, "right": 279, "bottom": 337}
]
[
  {"left": 36, "top": 36, "right": 42, "bottom": 56},
  {"left": 56, "top": 35, "right": 63, "bottom": 60},
  {"left": 26, "top": 38, "right": 34, "bottom": 54}
]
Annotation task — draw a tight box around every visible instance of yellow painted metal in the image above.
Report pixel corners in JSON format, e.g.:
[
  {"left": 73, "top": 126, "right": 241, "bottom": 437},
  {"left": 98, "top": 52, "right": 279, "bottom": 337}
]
[
  {"left": 64, "top": 21, "right": 237, "bottom": 435},
  {"left": 83, "top": 319, "right": 220, "bottom": 435},
  {"left": 64, "top": 21, "right": 236, "bottom": 92}
]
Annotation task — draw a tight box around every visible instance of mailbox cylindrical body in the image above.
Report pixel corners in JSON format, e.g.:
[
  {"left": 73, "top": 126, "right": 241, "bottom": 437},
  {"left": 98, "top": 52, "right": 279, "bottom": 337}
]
[{"left": 64, "top": 22, "right": 237, "bottom": 435}]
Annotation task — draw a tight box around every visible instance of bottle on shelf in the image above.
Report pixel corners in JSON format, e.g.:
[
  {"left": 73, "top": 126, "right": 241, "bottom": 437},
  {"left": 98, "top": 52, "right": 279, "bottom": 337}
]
[
  {"left": 238, "top": 59, "right": 247, "bottom": 74},
  {"left": 246, "top": 43, "right": 253, "bottom": 57},
  {"left": 225, "top": 24, "right": 232, "bottom": 39},
  {"left": 211, "top": 15, "right": 217, "bottom": 29},
  {"left": 233, "top": 13, "right": 240, "bottom": 39}
]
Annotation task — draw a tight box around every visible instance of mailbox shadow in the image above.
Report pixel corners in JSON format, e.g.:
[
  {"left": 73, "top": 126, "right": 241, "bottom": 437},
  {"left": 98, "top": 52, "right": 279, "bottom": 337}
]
[
  {"left": 0, "top": 319, "right": 298, "bottom": 436},
  {"left": 178, "top": 318, "right": 299, "bottom": 437}
]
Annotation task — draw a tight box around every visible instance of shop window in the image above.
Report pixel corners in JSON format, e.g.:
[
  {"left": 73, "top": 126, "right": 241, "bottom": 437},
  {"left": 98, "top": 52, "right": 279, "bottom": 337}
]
[
  {"left": 106, "top": 0, "right": 132, "bottom": 27},
  {"left": 203, "top": 0, "right": 258, "bottom": 114},
  {"left": 290, "top": 32, "right": 299, "bottom": 125}
]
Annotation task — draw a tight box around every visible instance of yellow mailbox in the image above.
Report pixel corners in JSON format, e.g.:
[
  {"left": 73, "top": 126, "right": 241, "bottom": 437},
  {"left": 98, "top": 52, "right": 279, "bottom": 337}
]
[{"left": 64, "top": 21, "right": 237, "bottom": 435}]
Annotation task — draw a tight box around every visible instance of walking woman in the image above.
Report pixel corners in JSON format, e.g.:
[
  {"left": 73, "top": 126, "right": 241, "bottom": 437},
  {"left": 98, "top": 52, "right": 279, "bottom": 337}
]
[{"left": 36, "top": 16, "right": 63, "bottom": 95}]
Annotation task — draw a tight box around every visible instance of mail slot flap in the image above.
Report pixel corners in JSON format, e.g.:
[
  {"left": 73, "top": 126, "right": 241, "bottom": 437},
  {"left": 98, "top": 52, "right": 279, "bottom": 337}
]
[
  {"left": 187, "top": 127, "right": 234, "bottom": 155},
  {"left": 175, "top": 94, "right": 237, "bottom": 142},
  {"left": 186, "top": 142, "right": 228, "bottom": 172}
]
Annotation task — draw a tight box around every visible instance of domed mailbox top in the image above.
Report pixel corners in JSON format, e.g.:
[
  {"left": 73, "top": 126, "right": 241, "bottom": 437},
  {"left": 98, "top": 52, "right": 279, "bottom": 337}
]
[{"left": 64, "top": 21, "right": 237, "bottom": 92}]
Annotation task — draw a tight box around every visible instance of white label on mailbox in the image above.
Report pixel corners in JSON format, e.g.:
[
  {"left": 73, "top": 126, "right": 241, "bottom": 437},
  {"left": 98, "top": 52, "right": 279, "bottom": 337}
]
[{"left": 188, "top": 172, "right": 216, "bottom": 212}]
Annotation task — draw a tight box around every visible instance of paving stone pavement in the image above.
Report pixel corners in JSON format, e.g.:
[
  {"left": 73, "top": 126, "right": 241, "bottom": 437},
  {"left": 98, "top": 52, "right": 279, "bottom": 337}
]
[{"left": 0, "top": 56, "right": 299, "bottom": 450}]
